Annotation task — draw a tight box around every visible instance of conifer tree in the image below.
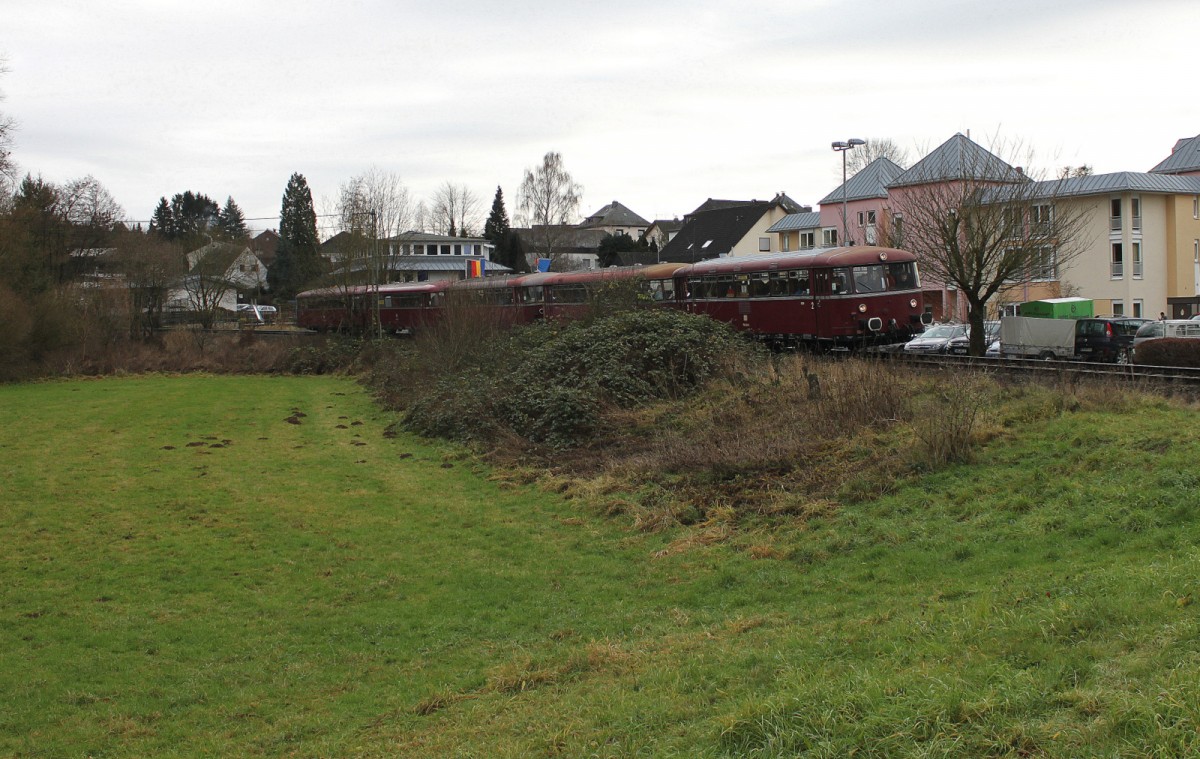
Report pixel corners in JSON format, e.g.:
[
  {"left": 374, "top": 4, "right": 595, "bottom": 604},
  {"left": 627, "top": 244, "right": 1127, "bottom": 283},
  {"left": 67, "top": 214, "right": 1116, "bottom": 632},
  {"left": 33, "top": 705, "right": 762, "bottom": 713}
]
[
  {"left": 148, "top": 197, "right": 173, "bottom": 240},
  {"left": 269, "top": 173, "right": 321, "bottom": 299},
  {"left": 217, "top": 196, "right": 248, "bottom": 240}
]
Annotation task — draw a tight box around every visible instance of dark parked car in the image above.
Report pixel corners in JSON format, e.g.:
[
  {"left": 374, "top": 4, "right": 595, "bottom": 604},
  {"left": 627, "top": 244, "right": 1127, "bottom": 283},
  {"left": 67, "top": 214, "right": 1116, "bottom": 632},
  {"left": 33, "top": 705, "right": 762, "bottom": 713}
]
[
  {"left": 1074, "top": 317, "right": 1149, "bottom": 363},
  {"left": 947, "top": 321, "right": 999, "bottom": 355}
]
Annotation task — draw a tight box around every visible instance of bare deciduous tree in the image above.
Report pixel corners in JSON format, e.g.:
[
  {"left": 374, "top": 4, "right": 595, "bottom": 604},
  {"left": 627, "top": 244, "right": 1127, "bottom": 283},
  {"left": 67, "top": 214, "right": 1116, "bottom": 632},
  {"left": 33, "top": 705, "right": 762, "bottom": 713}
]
[
  {"left": 334, "top": 168, "right": 414, "bottom": 334},
  {"left": 0, "top": 57, "right": 16, "bottom": 206},
  {"left": 890, "top": 141, "right": 1091, "bottom": 355},
  {"left": 845, "top": 137, "right": 910, "bottom": 175},
  {"left": 430, "top": 182, "right": 481, "bottom": 237},
  {"left": 113, "top": 229, "right": 183, "bottom": 338},
  {"left": 518, "top": 151, "right": 582, "bottom": 268}
]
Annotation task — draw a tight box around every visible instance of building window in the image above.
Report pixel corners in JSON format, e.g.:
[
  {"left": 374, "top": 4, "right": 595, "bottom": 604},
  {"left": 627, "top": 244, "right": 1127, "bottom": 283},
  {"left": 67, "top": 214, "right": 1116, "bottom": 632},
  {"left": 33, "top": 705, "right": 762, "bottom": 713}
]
[
  {"left": 441, "top": 245, "right": 451, "bottom": 255},
  {"left": 1111, "top": 242, "right": 1123, "bottom": 278},
  {"left": 1132, "top": 241, "right": 1143, "bottom": 279},
  {"left": 1031, "top": 204, "right": 1053, "bottom": 235},
  {"left": 1131, "top": 196, "right": 1142, "bottom": 232},
  {"left": 1112, "top": 299, "right": 1124, "bottom": 316},
  {"left": 1030, "top": 247, "right": 1057, "bottom": 281},
  {"left": 1132, "top": 299, "right": 1143, "bottom": 318},
  {"left": 1003, "top": 207, "right": 1022, "bottom": 238},
  {"left": 799, "top": 231, "right": 815, "bottom": 249},
  {"left": 1000, "top": 302, "right": 1020, "bottom": 317},
  {"left": 892, "top": 213, "right": 904, "bottom": 245},
  {"left": 759, "top": 237, "right": 770, "bottom": 252},
  {"left": 867, "top": 210, "right": 877, "bottom": 225},
  {"left": 823, "top": 228, "right": 838, "bottom": 247},
  {"left": 1110, "top": 197, "right": 1122, "bottom": 231},
  {"left": 857, "top": 211, "right": 864, "bottom": 226},
  {"left": 1194, "top": 196, "right": 1199, "bottom": 219}
]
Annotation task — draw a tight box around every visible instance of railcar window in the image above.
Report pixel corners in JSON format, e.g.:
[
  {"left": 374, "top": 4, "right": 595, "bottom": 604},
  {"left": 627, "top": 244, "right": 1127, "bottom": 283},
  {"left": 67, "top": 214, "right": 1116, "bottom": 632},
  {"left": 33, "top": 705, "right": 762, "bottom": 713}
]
[
  {"left": 551, "top": 284, "right": 588, "bottom": 304},
  {"left": 852, "top": 265, "right": 887, "bottom": 293},
  {"left": 791, "top": 270, "right": 811, "bottom": 295},
  {"left": 830, "top": 268, "right": 851, "bottom": 294},
  {"left": 749, "top": 273, "right": 771, "bottom": 298},
  {"left": 647, "top": 279, "right": 674, "bottom": 300},
  {"left": 886, "top": 262, "right": 919, "bottom": 289}
]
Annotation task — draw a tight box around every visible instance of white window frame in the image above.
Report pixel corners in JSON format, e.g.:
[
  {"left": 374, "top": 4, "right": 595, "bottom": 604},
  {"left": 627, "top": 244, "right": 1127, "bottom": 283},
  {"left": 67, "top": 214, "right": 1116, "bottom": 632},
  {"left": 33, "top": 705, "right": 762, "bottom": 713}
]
[
  {"left": 1132, "top": 241, "right": 1143, "bottom": 279},
  {"left": 1132, "top": 299, "right": 1143, "bottom": 318},
  {"left": 1112, "top": 299, "right": 1124, "bottom": 317},
  {"left": 1111, "top": 242, "right": 1124, "bottom": 278},
  {"left": 759, "top": 237, "right": 771, "bottom": 252},
  {"left": 799, "top": 231, "right": 815, "bottom": 249},
  {"left": 822, "top": 228, "right": 838, "bottom": 247}
]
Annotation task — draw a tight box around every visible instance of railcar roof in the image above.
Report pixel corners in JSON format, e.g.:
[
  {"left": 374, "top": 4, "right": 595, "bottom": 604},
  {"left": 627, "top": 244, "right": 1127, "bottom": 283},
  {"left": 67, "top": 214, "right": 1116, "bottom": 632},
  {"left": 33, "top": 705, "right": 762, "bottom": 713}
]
[
  {"left": 529, "top": 263, "right": 689, "bottom": 286},
  {"left": 680, "top": 247, "right": 914, "bottom": 274}
]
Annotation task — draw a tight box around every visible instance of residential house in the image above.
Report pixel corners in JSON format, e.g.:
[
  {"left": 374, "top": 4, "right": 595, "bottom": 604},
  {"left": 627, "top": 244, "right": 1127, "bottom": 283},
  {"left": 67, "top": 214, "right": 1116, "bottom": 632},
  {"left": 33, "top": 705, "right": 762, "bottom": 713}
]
[
  {"left": 653, "top": 194, "right": 807, "bottom": 264},
  {"left": 171, "top": 241, "right": 269, "bottom": 312},
  {"left": 579, "top": 200, "right": 650, "bottom": 240},
  {"left": 322, "top": 231, "right": 507, "bottom": 284},
  {"left": 643, "top": 219, "right": 683, "bottom": 252},
  {"left": 817, "top": 157, "right": 905, "bottom": 248}
]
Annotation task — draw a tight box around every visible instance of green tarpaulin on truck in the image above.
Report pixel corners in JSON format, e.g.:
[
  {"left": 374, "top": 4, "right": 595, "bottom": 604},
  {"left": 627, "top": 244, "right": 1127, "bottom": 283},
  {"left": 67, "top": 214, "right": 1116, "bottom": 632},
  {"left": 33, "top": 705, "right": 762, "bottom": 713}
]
[{"left": 1018, "top": 297, "right": 1093, "bottom": 319}]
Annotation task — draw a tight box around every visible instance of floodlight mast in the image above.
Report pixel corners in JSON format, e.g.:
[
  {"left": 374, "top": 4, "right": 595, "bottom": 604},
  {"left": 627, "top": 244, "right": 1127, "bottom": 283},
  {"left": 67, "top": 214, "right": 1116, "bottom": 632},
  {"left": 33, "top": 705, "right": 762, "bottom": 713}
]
[{"left": 831, "top": 138, "right": 866, "bottom": 247}]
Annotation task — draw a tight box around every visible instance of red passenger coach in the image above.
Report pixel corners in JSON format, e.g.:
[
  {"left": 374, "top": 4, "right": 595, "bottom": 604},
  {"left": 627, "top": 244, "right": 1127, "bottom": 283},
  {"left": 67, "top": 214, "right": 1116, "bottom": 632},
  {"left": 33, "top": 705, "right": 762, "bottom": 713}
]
[
  {"left": 676, "top": 246, "right": 927, "bottom": 349},
  {"left": 296, "top": 248, "right": 927, "bottom": 349}
]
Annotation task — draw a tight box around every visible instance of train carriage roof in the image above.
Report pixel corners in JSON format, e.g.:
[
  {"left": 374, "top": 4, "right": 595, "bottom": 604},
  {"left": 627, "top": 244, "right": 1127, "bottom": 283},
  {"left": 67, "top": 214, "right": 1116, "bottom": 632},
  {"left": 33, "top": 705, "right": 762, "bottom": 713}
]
[{"left": 679, "top": 246, "right": 915, "bottom": 275}]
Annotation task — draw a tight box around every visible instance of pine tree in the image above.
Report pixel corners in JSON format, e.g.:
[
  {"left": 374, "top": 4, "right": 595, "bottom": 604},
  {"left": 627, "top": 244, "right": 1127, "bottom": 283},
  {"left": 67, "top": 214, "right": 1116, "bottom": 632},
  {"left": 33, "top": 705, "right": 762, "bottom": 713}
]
[
  {"left": 217, "top": 197, "right": 248, "bottom": 240},
  {"left": 484, "top": 186, "right": 521, "bottom": 270},
  {"left": 269, "top": 173, "right": 321, "bottom": 299},
  {"left": 148, "top": 197, "right": 174, "bottom": 240}
]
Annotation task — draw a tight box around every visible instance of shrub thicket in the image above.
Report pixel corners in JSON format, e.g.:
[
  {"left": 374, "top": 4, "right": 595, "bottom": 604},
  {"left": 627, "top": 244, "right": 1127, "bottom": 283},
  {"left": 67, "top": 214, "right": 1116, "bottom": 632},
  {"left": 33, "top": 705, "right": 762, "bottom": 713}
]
[
  {"left": 1133, "top": 338, "right": 1200, "bottom": 367},
  {"left": 397, "top": 308, "right": 755, "bottom": 448}
]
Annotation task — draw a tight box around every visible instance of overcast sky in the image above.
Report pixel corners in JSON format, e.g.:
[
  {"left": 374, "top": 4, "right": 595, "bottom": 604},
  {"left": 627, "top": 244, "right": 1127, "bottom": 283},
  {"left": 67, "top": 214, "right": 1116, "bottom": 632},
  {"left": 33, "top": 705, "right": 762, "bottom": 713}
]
[{"left": 3, "top": 0, "right": 1196, "bottom": 238}]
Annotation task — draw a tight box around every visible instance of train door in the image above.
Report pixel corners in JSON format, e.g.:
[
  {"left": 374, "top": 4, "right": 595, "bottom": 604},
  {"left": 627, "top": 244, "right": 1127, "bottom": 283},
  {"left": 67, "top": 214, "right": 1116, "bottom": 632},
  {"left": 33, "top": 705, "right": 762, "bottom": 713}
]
[{"left": 812, "top": 269, "right": 831, "bottom": 341}]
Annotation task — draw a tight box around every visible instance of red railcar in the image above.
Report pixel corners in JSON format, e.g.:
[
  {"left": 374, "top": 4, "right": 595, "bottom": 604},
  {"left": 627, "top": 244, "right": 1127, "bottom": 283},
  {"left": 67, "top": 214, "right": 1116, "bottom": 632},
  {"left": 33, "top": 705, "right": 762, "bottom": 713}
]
[
  {"left": 676, "top": 247, "right": 926, "bottom": 349},
  {"left": 295, "top": 247, "right": 927, "bottom": 348}
]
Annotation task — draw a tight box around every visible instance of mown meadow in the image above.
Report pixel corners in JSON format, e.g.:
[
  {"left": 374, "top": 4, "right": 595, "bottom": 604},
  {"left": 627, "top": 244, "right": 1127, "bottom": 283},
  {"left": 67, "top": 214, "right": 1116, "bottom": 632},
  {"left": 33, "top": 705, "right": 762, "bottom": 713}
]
[{"left": 3, "top": 372, "right": 1200, "bottom": 757}]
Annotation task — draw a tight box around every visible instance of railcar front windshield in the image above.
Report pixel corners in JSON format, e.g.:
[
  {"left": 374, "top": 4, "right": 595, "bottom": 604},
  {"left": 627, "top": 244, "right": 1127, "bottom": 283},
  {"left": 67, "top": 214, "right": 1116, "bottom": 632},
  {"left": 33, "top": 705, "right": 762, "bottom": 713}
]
[{"left": 886, "top": 261, "right": 920, "bottom": 290}]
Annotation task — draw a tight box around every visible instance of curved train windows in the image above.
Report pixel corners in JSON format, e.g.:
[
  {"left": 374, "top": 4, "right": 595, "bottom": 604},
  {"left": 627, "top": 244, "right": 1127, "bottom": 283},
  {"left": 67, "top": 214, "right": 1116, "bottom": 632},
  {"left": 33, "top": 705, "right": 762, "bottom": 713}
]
[
  {"left": 886, "top": 262, "right": 919, "bottom": 290},
  {"left": 830, "top": 268, "right": 851, "bottom": 294},
  {"left": 852, "top": 265, "right": 887, "bottom": 293}
]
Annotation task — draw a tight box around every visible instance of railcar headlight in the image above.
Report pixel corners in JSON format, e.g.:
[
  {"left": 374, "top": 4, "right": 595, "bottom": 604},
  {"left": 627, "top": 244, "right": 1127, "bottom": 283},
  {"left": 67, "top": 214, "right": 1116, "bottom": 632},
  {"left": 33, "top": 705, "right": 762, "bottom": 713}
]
[
  {"left": 858, "top": 303, "right": 867, "bottom": 313},
  {"left": 910, "top": 298, "right": 918, "bottom": 308}
]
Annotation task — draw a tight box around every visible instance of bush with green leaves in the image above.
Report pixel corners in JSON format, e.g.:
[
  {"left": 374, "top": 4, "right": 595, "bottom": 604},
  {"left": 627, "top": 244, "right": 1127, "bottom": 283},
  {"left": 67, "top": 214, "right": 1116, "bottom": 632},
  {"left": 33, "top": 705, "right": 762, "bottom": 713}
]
[{"left": 402, "top": 309, "right": 755, "bottom": 448}]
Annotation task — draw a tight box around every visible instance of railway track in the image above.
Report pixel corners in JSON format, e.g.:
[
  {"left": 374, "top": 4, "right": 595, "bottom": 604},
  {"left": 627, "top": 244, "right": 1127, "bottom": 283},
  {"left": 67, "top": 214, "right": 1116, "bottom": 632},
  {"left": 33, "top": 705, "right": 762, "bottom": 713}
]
[{"left": 895, "top": 352, "right": 1200, "bottom": 389}]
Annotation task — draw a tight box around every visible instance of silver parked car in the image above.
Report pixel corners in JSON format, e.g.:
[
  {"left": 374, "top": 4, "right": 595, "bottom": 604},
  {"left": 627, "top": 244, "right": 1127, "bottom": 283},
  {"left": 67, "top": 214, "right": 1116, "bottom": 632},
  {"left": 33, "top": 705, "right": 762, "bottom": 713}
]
[{"left": 903, "top": 323, "right": 968, "bottom": 354}]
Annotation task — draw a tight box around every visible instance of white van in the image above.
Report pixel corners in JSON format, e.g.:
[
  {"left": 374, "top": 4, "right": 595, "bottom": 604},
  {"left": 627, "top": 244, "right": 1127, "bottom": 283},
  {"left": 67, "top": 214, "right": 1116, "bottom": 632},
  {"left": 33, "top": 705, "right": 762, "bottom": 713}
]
[{"left": 1132, "top": 319, "right": 1200, "bottom": 355}]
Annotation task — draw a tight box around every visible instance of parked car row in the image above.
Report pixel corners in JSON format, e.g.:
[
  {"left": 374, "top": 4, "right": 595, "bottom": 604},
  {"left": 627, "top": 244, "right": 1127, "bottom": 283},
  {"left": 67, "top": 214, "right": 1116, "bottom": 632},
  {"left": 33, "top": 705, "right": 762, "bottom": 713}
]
[{"left": 907, "top": 316, "right": 1153, "bottom": 363}]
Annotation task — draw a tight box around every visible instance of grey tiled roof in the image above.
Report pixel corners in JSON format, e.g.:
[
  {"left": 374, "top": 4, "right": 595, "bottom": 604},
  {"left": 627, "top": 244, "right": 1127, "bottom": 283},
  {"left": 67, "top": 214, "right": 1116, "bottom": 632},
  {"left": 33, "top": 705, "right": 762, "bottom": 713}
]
[
  {"left": 581, "top": 200, "right": 650, "bottom": 228},
  {"left": 765, "top": 212, "right": 823, "bottom": 233},
  {"left": 1026, "top": 171, "right": 1200, "bottom": 199},
  {"left": 819, "top": 157, "right": 905, "bottom": 205},
  {"left": 888, "top": 133, "right": 1021, "bottom": 188},
  {"left": 1150, "top": 134, "right": 1200, "bottom": 175}
]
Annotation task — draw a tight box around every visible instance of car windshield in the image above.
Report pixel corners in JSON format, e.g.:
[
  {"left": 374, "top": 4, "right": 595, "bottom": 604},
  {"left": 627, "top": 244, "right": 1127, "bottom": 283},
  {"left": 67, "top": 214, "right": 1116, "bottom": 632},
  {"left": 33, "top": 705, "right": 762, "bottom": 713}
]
[{"left": 922, "top": 325, "right": 960, "bottom": 339}]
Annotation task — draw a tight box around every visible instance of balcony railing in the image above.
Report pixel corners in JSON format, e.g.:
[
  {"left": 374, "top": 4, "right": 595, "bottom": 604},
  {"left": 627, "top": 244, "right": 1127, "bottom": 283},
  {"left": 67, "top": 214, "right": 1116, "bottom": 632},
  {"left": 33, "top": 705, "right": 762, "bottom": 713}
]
[
  {"left": 1133, "top": 260, "right": 1143, "bottom": 278},
  {"left": 1110, "top": 216, "right": 1121, "bottom": 231},
  {"left": 1111, "top": 261, "right": 1124, "bottom": 278},
  {"left": 1132, "top": 215, "right": 1142, "bottom": 232}
]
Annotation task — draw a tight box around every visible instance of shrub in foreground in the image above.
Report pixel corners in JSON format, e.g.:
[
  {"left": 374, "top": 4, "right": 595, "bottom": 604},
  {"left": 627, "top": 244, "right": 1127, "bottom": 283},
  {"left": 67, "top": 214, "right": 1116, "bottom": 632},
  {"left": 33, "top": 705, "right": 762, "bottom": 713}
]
[
  {"left": 402, "top": 309, "right": 755, "bottom": 448},
  {"left": 1133, "top": 338, "right": 1200, "bottom": 367}
]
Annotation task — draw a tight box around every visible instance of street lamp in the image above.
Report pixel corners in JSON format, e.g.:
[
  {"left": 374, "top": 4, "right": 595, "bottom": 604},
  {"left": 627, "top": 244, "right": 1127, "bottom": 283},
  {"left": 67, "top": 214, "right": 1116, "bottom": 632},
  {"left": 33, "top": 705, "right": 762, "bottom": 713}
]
[{"left": 832, "top": 138, "right": 866, "bottom": 247}]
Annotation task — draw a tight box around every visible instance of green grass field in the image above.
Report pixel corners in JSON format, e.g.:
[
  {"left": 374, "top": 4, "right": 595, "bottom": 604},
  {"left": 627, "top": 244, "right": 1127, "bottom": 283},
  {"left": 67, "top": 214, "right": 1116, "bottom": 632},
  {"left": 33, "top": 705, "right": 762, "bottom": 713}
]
[{"left": 3, "top": 375, "right": 1200, "bottom": 757}]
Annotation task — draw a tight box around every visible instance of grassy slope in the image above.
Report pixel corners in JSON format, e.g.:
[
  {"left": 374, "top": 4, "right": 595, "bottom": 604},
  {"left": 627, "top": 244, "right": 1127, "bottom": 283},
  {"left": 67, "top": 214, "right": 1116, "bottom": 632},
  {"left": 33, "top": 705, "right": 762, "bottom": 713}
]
[{"left": 2, "top": 376, "right": 1199, "bottom": 757}]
